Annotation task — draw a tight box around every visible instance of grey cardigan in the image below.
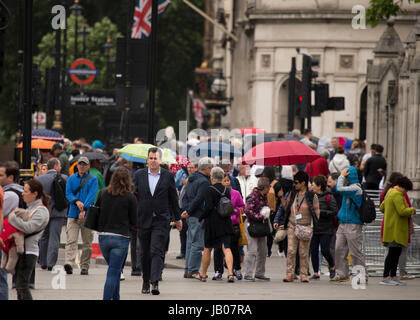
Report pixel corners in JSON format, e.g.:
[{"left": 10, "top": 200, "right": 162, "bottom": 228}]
[{"left": 8, "top": 199, "right": 50, "bottom": 256}]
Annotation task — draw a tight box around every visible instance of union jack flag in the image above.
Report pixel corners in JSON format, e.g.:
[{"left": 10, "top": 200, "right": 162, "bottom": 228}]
[{"left": 131, "top": 0, "right": 171, "bottom": 39}]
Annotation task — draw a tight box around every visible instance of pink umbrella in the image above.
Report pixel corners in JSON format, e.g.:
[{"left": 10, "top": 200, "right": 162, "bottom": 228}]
[
  {"left": 242, "top": 140, "right": 321, "bottom": 166},
  {"left": 241, "top": 127, "right": 266, "bottom": 134},
  {"left": 170, "top": 155, "right": 190, "bottom": 174}
]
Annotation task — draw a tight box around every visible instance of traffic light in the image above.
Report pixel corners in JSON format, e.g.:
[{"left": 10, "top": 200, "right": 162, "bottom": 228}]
[
  {"left": 299, "top": 54, "right": 319, "bottom": 118},
  {"left": 313, "top": 82, "right": 329, "bottom": 116}
]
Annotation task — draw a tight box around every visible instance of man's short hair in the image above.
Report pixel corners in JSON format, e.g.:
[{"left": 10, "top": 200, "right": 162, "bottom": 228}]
[
  {"left": 370, "top": 143, "right": 377, "bottom": 151},
  {"left": 47, "top": 158, "right": 60, "bottom": 170},
  {"left": 210, "top": 167, "right": 224, "bottom": 182},
  {"left": 375, "top": 144, "right": 384, "bottom": 154},
  {"left": 198, "top": 157, "right": 215, "bottom": 171},
  {"left": 219, "top": 159, "right": 232, "bottom": 170},
  {"left": 320, "top": 149, "right": 330, "bottom": 159},
  {"left": 303, "top": 129, "right": 312, "bottom": 136},
  {"left": 0, "top": 161, "right": 20, "bottom": 182},
  {"left": 148, "top": 147, "right": 162, "bottom": 159}
]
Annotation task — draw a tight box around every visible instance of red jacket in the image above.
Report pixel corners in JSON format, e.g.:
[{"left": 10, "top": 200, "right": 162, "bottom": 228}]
[{"left": 305, "top": 158, "right": 330, "bottom": 178}]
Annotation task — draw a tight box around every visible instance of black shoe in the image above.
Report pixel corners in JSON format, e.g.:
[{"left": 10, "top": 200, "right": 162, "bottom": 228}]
[
  {"left": 64, "top": 264, "right": 73, "bottom": 275},
  {"left": 47, "top": 267, "right": 53, "bottom": 271},
  {"left": 141, "top": 281, "right": 150, "bottom": 294},
  {"left": 41, "top": 265, "right": 47, "bottom": 270},
  {"left": 29, "top": 284, "right": 35, "bottom": 289},
  {"left": 151, "top": 282, "right": 160, "bottom": 295},
  {"left": 131, "top": 270, "right": 142, "bottom": 276},
  {"left": 80, "top": 269, "right": 88, "bottom": 275},
  {"left": 310, "top": 274, "right": 320, "bottom": 280},
  {"left": 176, "top": 254, "right": 185, "bottom": 259}
]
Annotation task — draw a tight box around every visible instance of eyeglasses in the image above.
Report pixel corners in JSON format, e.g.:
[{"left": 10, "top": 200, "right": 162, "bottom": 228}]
[{"left": 294, "top": 181, "right": 301, "bottom": 185}]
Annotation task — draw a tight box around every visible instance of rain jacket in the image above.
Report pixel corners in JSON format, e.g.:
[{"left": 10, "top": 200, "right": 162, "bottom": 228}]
[{"left": 336, "top": 166, "right": 363, "bottom": 225}]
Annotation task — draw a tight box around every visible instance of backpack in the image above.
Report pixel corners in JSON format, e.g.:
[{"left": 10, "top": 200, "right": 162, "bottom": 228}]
[
  {"left": 349, "top": 188, "right": 376, "bottom": 224},
  {"left": 210, "top": 186, "right": 235, "bottom": 218},
  {"left": 6, "top": 188, "right": 27, "bottom": 209},
  {"left": 52, "top": 173, "right": 69, "bottom": 211}
]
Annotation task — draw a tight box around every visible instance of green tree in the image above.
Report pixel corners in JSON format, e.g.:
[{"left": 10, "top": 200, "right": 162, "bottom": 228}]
[{"left": 367, "top": 0, "right": 420, "bottom": 27}]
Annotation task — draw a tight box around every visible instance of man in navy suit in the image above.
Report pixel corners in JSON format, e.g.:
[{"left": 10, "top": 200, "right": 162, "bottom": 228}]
[{"left": 133, "top": 147, "right": 182, "bottom": 295}]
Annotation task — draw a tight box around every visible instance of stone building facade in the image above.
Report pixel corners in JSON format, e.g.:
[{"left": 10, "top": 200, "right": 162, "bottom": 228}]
[
  {"left": 367, "top": 19, "right": 420, "bottom": 205},
  {"left": 207, "top": 0, "right": 420, "bottom": 141}
]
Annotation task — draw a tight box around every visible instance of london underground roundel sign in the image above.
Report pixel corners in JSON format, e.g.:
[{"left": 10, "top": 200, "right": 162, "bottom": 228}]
[{"left": 68, "top": 58, "right": 99, "bottom": 85}]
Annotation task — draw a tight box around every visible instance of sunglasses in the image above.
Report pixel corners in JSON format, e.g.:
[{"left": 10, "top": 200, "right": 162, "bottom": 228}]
[{"left": 294, "top": 181, "right": 302, "bottom": 185}]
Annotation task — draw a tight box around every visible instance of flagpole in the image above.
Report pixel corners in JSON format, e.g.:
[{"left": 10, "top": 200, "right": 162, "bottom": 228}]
[
  {"left": 186, "top": 89, "right": 191, "bottom": 132},
  {"left": 147, "top": 0, "right": 158, "bottom": 145}
]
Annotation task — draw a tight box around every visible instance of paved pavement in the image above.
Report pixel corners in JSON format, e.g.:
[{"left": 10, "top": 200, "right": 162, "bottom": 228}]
[{"left": 6, "top": 228, "right": 420, "bottom": 300}]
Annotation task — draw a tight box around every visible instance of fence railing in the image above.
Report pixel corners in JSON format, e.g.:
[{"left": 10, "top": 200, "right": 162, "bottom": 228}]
[{"left": 362, "top": 190, "right": 420, "bottom": 276}]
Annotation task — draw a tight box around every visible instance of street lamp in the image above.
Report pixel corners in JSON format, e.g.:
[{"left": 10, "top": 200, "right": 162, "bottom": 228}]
[
  {"left": 103, "top": 35, "right": 113, "bottom": 88},
  {"left": 79, "top": 20, "right": 90, "bottom": 57},
  {"left": 211, "top": 71, "right": 227, "bottom": 98},
  {"left": 70, "top": 0, "right": 83, "bottom": 60}
]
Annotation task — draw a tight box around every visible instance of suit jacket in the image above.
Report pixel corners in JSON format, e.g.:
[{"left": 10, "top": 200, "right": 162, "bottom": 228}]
[
  {"left": 36, "top": 170, "right": 68, "bottom": 218},
  {"left": 133, "top": 167, "right": 181, "bottom": 230}
]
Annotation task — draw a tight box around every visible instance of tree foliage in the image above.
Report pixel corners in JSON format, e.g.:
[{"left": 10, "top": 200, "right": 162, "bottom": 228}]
[{"left": 367, "top": 0, "right": 420, "bottom": 27}]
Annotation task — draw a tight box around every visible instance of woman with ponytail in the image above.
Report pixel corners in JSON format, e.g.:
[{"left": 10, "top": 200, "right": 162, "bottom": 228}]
[
  {"left": 96, "top": 167, "right": 137, "bottom": 300},
  {"left": 8, "top": 179, "right": 50, "bottom": 300}
]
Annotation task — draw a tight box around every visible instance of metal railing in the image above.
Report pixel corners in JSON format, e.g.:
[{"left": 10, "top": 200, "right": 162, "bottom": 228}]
[{"left": 362, "top": 190, "right": 420, "bottom": 276}]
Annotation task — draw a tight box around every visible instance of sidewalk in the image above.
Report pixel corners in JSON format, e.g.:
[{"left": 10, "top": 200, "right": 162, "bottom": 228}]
[{"left": 8, "top": 228, "right": 419, "bottom": 300}]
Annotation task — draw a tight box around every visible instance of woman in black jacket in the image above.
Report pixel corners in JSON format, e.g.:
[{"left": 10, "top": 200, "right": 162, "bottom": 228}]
[
  {"left": 96, "top": 167, "right": 137, "bottom": 300},
  {"left": 198, "top": 167, "right": 235, "bottom": 283},
  {"left": 309, "top": 175, "right": 337, "bottom": 280}
]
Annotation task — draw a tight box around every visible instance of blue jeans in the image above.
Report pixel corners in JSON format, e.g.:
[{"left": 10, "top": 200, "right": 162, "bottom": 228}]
[
  {"left": 0, "top": 250, "right": 8, "bottom": 300},
  {"left": 99, "top": 235, "right": 130, "bottom": 300},
  {"left": 184, "top": 217, "right": 205, "bottom": 274}
]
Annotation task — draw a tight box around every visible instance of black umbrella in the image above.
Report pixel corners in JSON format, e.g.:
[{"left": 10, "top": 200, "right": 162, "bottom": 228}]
[{"left": 71, "top": 152, "right": 107, "bottom": 164}]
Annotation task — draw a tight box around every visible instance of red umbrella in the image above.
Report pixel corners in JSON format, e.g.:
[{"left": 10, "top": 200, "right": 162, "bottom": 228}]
[
  {"left": 241, "top": 127, "right": 266, "bottom": 134},
  {"left": 169, "top": 155, "right": 190, "bottom": 174},
  {"left": 242, "top": 140, "right": 321, "bottom": 166}
]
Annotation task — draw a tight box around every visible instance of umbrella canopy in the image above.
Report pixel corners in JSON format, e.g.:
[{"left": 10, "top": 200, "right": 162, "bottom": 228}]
[
  {"left": 191, "top": 142, "right": 242, "bottom": 158},
  {"left": 241, "top": 127, "right": 266, "bottom": 134},
  {"left": 242, "top": 140, "right": 321, "bottom": 166},
  {"left": 118, "top": 144, "right": 177, "bottom": 164},
  {"left": 17, "top": 139, "right": 55, "bottom": 150},
  {"left": 169, "top": 155, "right": 190, "bottom": 174},
  {"left": 118, "top": 144, "right": 157, "bottom": 160},
  {"left": 31, "top": 129, "right": 63, "bottom": 141},
  {"left": 71, "top": 152, "right": 107, "bottom": 163}
]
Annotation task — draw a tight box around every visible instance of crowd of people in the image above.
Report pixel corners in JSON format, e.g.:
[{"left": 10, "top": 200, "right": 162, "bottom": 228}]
[{"left": 0, "top": 128, "right": 417, "bottom": 300}]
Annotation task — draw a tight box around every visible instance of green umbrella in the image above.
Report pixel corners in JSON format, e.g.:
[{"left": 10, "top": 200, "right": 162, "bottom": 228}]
[{"left": 118, "top": 144, "right": 177, "bottom": 164}]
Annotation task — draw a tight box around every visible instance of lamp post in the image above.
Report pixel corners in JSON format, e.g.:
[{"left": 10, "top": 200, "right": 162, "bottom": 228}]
[
  {"left": 79, "top": 20, "right": 89, "bottom": 57},
  {"left": 103, "top": 35, "right": 113, "bottom": 89},
  {"left": 70, "top": 0, "right": 83, "bottom": 60}
]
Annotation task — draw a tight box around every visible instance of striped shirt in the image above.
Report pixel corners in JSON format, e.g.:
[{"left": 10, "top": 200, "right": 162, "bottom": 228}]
[{"left": 289, "top": 192, "right": 320, "bottom": 226}]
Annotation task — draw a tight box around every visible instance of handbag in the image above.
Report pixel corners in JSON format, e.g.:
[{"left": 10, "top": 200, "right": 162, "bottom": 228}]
[
  {"left": 238, "top": 209, "right": 248, "bottom": 246},
  {"left": 84, "top": 205, "right": 100, "bottom": 231},
  {"left": 294, "top": 224, "right": 313, "bottom": 241},
  {"left": 247, "top": 219, "right": 271, "bottom": 238},
  {"left": 274, "top": 228, "right": 287, "bottom": 243},
  {"left": 232, "top": 224, "right": 241, "bottom": 239}
]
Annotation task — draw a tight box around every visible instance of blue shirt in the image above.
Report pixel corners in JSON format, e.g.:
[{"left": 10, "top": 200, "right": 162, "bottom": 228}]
[{"left": 148, "top": 168, "right": 161, "bottom": 196}]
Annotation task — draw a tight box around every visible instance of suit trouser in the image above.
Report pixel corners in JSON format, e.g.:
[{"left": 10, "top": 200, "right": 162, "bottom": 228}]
[
  {"left": 334, "top": 223, "right": 365, "bottom": 278},
  {"left": 130, "top": 229, "right": 142, "bottom": 272},
  {"left": 65, "top": 218, "right": 93, "bottom": 270},
  {"left": 39, "top": 217, "right": 66, "bottom": 268},
  {"left": 139, "top": 217, "right": 168, "bottom": 284}
]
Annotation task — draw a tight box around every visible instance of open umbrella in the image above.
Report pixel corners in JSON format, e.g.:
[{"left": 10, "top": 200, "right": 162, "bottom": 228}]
[
  {"left": 241, "top": 127, "right": 266, "bottom": 134},
  {"left": 17, "top": 139, "right": 55, "bottom": 150},
  {"left": 191, "top": 142, "right": 242, "bottom": 158},
  {"left": 118, "top": 144, "right": 157, "bottom": 160},
  {"left": 31, "top": 129, "right": 63, "bottom": 141},
  {"left": 242, "top": 140, "right": 321, "bottom": 166},
  {"left": 71, "top": 152, "right": 107, "bottom": 164}
]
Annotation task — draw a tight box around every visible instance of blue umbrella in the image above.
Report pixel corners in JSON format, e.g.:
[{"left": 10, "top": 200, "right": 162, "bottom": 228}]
[
  {"left": 32, "top": 129, "right": 63, "bottom": 141},
  {"left": 192, "top": 142, "right": 242, "bottom": 158}
]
